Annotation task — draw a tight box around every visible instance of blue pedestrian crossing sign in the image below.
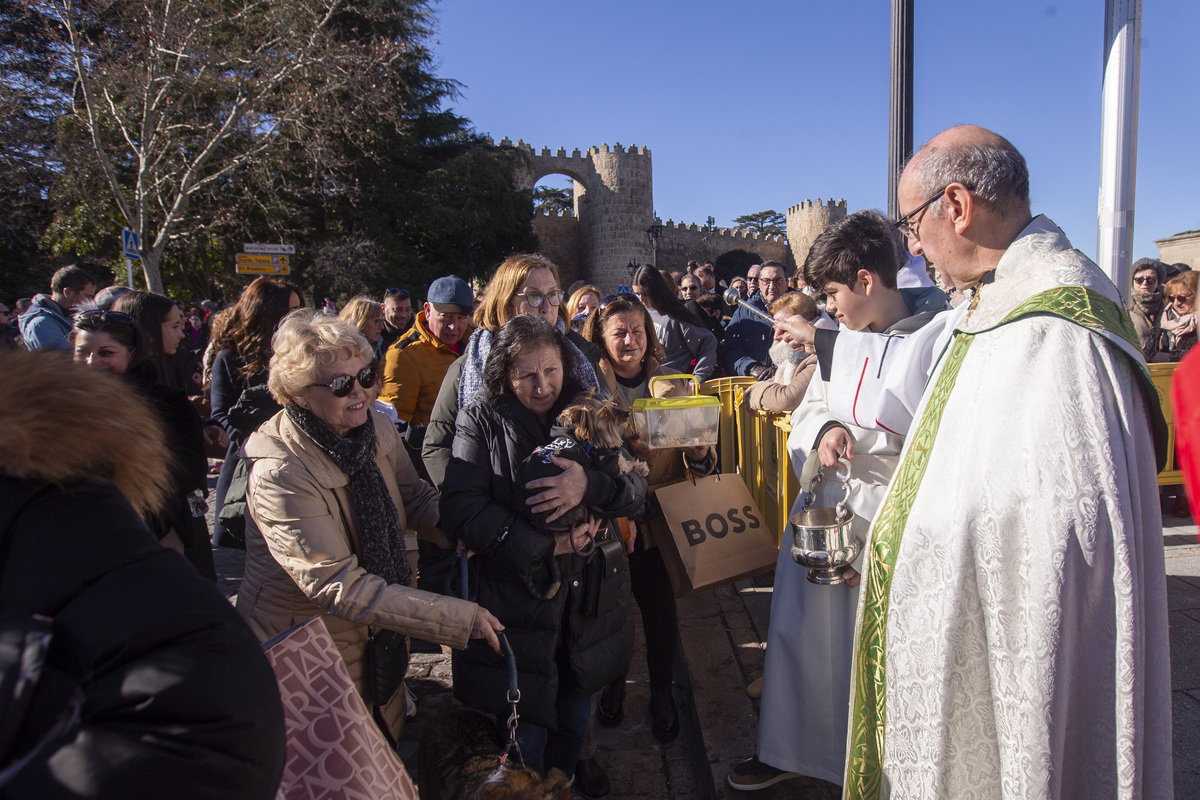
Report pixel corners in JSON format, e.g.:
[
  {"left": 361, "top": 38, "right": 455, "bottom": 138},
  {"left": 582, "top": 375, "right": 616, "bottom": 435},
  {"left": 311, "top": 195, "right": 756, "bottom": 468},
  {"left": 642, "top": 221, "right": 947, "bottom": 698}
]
[{"left": 122, "top": 228, "right": 141, "bottom": 260}]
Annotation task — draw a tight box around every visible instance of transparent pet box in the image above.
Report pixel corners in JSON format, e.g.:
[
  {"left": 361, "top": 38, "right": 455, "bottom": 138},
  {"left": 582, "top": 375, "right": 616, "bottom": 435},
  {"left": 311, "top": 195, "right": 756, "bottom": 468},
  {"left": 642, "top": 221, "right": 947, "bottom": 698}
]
[{"left": 631, "top": 374, "right": 720, "bottom": 449}]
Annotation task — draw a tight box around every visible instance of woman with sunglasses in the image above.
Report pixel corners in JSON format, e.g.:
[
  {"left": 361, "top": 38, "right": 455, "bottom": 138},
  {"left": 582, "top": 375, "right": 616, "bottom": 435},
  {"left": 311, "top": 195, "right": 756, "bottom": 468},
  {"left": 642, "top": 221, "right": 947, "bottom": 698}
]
[
  {"left": 1160, "top": 270, "right": 1197, "bottom": 362},
  {"left": 236, "top": 310, "right": 504, "bottom": 745},
  {"left": 71, "top": 308, "right": 219, "bottom": 581}
]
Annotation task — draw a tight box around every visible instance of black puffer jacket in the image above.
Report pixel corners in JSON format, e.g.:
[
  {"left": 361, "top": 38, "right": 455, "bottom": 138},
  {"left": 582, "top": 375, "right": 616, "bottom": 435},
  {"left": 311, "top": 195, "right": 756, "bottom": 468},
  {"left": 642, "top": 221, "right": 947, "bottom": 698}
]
[
  {"left": 0, "top": 477, "right": 286, "bottom": 798},
  {"left": 441, "top": 391, "right": 646, "bottom": 730}
]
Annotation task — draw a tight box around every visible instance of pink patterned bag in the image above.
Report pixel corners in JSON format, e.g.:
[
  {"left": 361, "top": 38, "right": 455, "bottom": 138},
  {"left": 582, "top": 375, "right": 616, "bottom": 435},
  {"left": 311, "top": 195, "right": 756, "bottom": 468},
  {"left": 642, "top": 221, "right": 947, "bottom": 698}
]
[{"left": 263, "top": 617, "right": 418, "bottom": 800}]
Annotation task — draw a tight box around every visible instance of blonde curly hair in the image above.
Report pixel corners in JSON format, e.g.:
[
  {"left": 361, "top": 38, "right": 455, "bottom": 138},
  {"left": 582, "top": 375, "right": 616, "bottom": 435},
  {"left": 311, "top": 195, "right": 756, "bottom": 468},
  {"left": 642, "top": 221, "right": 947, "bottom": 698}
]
[{"left": 268, "top": 309, "right": 373, "bottom": 405}]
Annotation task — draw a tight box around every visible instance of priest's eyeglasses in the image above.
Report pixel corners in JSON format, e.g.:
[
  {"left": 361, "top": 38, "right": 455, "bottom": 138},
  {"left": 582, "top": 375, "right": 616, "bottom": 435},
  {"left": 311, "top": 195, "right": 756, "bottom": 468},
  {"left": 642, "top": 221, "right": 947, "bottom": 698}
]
[
  {"left": 311, "top": 365, "right": 378, "bottom": 398},
  {"left": 894, "top": 188, "right": 948, "bottom": 238}
]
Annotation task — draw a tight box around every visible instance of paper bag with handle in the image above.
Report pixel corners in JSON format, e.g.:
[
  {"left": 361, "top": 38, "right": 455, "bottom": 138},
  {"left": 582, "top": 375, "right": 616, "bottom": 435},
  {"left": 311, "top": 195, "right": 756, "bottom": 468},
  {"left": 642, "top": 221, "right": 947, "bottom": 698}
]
[{"left": 653, "top": 473, "right": 778, "bottom": 597}]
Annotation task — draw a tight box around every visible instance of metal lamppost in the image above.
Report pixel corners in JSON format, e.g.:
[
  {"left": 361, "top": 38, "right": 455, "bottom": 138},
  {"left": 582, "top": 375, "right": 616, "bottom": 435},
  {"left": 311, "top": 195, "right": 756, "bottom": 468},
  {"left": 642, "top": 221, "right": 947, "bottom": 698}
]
[
  {"left": 646, "top": 215, "right": 663, "bottom": 266},
  {"left": 702, "top": 215, "right": 716, "bottom": 262}
]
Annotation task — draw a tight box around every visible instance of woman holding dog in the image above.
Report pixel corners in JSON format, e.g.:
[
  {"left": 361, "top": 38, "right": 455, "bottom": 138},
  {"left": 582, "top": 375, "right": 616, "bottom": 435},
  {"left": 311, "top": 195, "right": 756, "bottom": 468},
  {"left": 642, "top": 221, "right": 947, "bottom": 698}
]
[
  {"left": 440, "top": 314, "right": 647, "bottom": 779},
  {"left": 235, "top": 310, "right": 504, "bottom": 746},
  {"left": 583, "top": 296, "right": 718, "bottom": 743}
]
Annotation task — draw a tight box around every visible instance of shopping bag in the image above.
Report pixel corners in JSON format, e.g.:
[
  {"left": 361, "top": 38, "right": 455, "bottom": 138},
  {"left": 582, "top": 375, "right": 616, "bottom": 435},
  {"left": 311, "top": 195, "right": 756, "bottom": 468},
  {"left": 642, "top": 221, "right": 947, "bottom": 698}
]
[
  {"left": 653, "top": 473, "right": 778, "bottom": 597},
  {"left": 262, "top": 617, "right": 417, "bottom": 800}
]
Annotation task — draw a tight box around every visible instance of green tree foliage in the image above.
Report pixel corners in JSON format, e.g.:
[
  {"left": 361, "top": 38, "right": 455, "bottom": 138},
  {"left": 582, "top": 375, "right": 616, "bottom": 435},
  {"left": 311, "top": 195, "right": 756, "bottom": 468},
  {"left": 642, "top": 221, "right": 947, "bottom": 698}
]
[
  {"left": 733, "top": 210, "right": 786, "bottom": 237},
  {"left": 533, "top": 185, "right": 573, "bottom": 215},
  {"left": 24, "top": 0, "right": 533, "bottom": 302},
  {"left": 715, "top": 249, "right": 764, "bottom": 286}
]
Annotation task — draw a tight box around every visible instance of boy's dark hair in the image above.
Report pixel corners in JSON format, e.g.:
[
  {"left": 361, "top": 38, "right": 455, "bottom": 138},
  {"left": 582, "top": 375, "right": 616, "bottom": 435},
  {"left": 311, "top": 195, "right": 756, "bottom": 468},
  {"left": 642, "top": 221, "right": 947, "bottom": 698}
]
[
  {"left": 802, "top": 210, "right": 903, "bottom": 291},
  {"left": 51, "top": 265, "right": 96, "bottom": 295},
  {"left": 695, "top": 293, "right": 724, "bottom": 317}
]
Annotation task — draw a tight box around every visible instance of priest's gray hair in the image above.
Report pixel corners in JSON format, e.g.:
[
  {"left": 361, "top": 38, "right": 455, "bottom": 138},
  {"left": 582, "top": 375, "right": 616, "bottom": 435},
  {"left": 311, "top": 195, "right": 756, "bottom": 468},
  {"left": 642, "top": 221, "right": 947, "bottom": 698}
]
[{"left": 912, "top": 133, "right": 1030, "bottom": 219}]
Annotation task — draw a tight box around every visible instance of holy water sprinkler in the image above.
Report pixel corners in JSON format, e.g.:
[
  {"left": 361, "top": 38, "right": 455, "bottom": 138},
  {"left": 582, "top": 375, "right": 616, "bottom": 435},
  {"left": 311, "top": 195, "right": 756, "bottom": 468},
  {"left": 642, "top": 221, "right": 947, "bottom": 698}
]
[{"left": 722, "top": 287, "right": 776, "bottom": 326}]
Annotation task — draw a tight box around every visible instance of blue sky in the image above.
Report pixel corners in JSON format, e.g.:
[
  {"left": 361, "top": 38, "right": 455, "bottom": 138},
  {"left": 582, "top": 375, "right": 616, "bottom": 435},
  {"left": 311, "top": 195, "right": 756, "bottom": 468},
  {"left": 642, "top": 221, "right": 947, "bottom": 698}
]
[{"left": 431, "top": 1, "right": 1199, "bottom": 263}]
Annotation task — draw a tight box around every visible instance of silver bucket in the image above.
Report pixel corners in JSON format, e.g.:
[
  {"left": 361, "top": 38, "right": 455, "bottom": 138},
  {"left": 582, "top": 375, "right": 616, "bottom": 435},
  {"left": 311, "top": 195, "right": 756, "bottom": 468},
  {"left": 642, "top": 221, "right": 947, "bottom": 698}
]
[{"left": 789, "top": 458, "right": 862, "bottom": 585}]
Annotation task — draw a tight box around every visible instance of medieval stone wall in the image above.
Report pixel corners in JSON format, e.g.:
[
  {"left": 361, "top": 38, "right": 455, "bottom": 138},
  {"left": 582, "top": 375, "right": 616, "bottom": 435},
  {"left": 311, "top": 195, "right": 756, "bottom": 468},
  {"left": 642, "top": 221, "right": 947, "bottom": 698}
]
[
  {"left": 654, "top": 222, "right": 791, "bottom": 276},
  {"left": 506, "top": 137, "right": 851, "bottom": 290},
  {"left": 530, "top": 208, "right": 582, "bottom": 288},
  {"left": 785, "top": 198, "right": 848, "bottom": 270}
]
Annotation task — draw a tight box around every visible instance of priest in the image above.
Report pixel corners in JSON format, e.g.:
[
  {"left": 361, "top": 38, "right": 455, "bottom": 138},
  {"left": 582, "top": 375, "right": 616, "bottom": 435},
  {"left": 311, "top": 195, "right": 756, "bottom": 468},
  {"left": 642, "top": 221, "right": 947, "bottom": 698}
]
[{"left": 780, "top": 125, "right": 1173, "bottom": 799}]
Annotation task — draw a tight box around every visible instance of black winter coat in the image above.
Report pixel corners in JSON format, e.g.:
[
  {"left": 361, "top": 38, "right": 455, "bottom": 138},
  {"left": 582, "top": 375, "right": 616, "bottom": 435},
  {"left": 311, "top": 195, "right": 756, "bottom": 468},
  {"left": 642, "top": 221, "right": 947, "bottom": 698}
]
[
  {"left": 441, "top": 391, "right": 646, "bottom": 730},
  {"left": 0, "top": 476, "right": 286, "bottom": 799}
]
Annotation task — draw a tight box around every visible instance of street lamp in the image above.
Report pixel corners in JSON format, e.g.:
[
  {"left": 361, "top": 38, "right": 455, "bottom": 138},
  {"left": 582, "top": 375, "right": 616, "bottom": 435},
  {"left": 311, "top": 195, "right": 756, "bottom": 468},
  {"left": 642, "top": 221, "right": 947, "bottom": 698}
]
[
  {"left": 646, "top": 215, "right": 663, "bottom": 266},
  {"left": 702, "top": 215, "right": 716, "bottom": 262}
]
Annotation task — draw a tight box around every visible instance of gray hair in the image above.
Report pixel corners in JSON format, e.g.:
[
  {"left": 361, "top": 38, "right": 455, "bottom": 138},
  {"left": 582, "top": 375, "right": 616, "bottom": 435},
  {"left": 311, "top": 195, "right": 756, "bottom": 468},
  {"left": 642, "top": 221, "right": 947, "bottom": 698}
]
[
  {"left": 912, "top": 133, "right": 1030, "bottom": 218},
  {"left": 267, "top": 308, "right": 373, "bottom": 405}
]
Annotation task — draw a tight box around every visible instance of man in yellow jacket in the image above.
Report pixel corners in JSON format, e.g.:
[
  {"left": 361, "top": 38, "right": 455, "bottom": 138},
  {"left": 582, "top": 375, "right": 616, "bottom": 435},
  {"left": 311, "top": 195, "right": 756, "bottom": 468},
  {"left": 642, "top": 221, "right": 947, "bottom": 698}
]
[{"left": 379, "top": 275, "right": 473, "bottom": 426}]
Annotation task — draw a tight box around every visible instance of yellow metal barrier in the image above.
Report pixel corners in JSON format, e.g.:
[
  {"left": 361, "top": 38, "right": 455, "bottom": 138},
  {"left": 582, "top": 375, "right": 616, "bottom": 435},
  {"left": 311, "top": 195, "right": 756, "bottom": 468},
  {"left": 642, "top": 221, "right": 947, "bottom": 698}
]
[
  {"left": 1149, "top": 363, "right": 1181, "bottom": 486},
  {"left": 713, "top": 365, "right": 1181, "bottom": 549},
  {"left": 700, "top": 377, "right": 757, "bottom": 472}
]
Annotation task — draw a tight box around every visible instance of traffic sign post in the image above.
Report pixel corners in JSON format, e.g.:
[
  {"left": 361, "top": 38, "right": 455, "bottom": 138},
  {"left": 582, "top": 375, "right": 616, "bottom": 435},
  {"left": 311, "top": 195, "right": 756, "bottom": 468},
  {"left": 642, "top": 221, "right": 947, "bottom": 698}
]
[
  {"left": 235, "top": 253, "right": 290, "bottom": 275},
  {"left": 122, "top": 228, "right": 140, "bottom": 287},
  {"left": 243, "top": 243, "right": 295, "bottom": 255}
]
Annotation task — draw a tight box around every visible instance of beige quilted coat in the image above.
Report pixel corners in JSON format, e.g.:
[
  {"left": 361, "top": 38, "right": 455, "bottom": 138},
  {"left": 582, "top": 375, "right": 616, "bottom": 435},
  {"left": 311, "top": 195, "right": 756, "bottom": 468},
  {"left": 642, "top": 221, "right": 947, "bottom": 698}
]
[{"left": 236, "top": 408, "right": 477, "bottom": 740}]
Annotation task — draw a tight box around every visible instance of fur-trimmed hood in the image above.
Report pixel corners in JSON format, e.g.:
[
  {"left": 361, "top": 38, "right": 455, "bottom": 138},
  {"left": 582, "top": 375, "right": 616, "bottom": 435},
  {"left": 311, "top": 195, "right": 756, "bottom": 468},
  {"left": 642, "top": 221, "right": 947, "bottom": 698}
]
[{"left": 0, "top": 349, "right": 173, "bottom": 518}]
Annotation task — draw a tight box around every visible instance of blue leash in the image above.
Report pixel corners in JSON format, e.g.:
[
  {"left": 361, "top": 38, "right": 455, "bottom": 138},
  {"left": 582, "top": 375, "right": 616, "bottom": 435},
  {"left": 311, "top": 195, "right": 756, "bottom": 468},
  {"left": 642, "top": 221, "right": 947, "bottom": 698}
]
[{"left": 460, "top": 550, "right": 523, "bottom": 766}]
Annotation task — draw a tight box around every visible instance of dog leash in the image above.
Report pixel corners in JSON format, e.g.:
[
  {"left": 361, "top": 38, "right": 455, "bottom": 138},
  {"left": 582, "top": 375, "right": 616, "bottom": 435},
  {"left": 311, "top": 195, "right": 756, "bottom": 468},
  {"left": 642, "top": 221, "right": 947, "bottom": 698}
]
[{"left": 460, "top": 551, "right": 523, "bottom": 767}]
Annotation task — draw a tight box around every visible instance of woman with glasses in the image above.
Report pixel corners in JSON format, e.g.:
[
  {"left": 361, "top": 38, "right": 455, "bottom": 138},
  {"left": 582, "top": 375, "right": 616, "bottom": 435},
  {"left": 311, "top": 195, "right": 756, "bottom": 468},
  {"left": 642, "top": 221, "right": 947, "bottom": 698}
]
[
  {"left": 632, "top": 265, "right": 719, "bottom": 382},
  {"left": 1129, "top": 259, "right": 1168, "bottom": 361},
  {"left": 71, "top": 307, "right": 220, "bottom": 581},
  {"left": 209, "top": 278, "right": 304, "bottom": 547},
  {"left": 236, "top": 310, "right": 503, "bottom": 745},
  {"left": 1160, "top": 270, "right": 1197, "bottom": 362}
]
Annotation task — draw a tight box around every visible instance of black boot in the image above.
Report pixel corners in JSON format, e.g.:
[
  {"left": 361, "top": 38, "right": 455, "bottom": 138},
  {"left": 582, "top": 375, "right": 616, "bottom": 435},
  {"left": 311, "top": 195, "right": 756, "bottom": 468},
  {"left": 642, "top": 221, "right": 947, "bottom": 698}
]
[
  {"left": 649, "top": 687, "right": 679, "bottom": 743},
  {"left": 574, "top": 756, "right": 611, "bottom": 798},
  {"left": 597, "top": 679, "right": 625, "bottom": 728}
]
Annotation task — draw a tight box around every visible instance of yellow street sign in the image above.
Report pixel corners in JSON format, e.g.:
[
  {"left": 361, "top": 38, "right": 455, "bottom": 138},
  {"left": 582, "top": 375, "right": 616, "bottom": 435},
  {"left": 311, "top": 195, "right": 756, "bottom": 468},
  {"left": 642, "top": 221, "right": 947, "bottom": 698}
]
[
  {"left": 236, "top": 253, "right": 289, "bottom": 265},
  {"left": 235, "top": 253, "right": 290, "bottom": 275}
]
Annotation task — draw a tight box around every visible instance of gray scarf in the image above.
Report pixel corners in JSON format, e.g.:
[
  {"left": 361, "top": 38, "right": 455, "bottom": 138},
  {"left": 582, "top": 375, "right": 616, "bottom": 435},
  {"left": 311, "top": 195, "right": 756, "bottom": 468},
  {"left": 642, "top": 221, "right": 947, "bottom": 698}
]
[
  {"left": 457, "top": 317, "right": 599, "bottom": 410},
  {"left": 285, "top": 404, "right": 411, "bottom": 586}
]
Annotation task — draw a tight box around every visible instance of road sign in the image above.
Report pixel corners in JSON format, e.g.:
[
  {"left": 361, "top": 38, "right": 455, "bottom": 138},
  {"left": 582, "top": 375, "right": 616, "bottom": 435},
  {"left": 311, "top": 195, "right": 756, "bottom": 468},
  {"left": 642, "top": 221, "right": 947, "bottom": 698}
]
[
  {"left": 617, "top": 285, "right": 631, "bottom": 294},
  {"left": 243, "top": 243, "right": 295, "bottom": 255},
  {"left": 122, "top": 228, "right": 140, "bottom": 260},
  {"left": 235, "top": 253, "right": 290, "bottom": 275}
]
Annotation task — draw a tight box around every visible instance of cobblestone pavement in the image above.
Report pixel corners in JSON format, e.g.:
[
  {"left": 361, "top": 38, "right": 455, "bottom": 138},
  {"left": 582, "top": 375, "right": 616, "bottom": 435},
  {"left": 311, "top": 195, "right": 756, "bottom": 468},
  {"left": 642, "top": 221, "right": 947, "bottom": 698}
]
[{"left": 211, "top": 471, "right": 1199, "bottom": 799}]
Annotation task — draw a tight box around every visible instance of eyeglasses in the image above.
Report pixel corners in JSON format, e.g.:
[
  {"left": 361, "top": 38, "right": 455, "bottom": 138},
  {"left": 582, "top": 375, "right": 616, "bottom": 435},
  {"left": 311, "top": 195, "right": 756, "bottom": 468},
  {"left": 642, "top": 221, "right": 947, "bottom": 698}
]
[
  {"left": 760, "top": 277, "right": 789, "bottom": 286},
  {"left": 1133, "top": 276, "right": 1157, "bottom": 285},
  {"left": 514, "top": 289, "right": 564, "bottom": 309},
  {"left": 894, "top": 187, "right": 948, "bottom": 237},
  {"left": 680, "top": 284, "right": 700, "bottom": 292},
  {"left": 311, "top": 364, "right": 377, "bottom": 398},
  {"left": 76, "top": 309, "right": 135, "bottom": 327},
  {"left": 1168, "top": 293, "right": 1194, "bottom": 304}
]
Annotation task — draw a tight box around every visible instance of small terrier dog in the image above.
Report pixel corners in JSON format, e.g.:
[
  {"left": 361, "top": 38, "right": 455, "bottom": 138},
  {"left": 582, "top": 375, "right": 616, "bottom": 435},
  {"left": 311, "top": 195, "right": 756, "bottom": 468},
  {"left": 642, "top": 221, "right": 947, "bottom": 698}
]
[
  {"left": 520, "top": 394, "right": 649, "bottom": 533},
  {"left": 417, "top": 707, "right": 572, "bottom": 800}
]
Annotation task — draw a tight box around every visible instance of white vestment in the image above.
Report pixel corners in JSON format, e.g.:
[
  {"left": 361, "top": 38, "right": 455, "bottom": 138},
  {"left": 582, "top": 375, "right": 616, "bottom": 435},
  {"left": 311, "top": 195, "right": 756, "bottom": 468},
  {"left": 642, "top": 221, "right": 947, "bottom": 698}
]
[
  {"left": 829, "top": 217, "right": 1172, "bottom": 800},
  {"left": 758, "top": 373, "right": 905, "bottom": 784}
]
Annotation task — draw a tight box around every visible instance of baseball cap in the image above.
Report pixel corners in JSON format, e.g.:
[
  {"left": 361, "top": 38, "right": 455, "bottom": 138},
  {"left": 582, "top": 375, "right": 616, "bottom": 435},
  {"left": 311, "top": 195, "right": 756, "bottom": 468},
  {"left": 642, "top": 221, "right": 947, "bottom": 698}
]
[{"left": 427, "top": 275, "right": 474, "bottom": 315}]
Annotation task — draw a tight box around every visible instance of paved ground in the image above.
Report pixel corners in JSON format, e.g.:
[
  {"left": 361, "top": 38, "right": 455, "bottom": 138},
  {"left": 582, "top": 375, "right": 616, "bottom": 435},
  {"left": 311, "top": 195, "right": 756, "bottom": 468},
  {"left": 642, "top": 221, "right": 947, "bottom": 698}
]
[{"left": 212, "top": 479, "right": 1199, "bottom": 799}]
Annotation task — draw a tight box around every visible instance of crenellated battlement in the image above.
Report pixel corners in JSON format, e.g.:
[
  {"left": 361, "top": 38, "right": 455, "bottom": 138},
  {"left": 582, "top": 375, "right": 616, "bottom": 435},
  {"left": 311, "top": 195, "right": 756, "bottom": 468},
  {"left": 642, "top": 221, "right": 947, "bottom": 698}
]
[
  {"left": 493, "top": 137, "right": 651, "bottom": 162},
  {"left": 660, "top": 219, "right": 786, "bottom": 244},
  {"left": 786, "top": 198, "right": 848, "bottom": 215},
  {"left": 534, "top": 207, "right": 575, "bottom": 218}
]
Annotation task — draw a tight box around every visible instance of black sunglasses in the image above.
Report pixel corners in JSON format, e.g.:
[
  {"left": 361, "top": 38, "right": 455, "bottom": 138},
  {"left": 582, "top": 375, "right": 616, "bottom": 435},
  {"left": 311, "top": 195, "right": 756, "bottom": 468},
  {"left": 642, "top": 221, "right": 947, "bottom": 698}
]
[
  {"left": 894, "top": 187, "right": 948, "bottom": 237},
  {"left": 311, "top": 365, "right": 377, "bottom": 398},
  {"left": 76, "top": 309, "right": 135, "bottom": 327}
]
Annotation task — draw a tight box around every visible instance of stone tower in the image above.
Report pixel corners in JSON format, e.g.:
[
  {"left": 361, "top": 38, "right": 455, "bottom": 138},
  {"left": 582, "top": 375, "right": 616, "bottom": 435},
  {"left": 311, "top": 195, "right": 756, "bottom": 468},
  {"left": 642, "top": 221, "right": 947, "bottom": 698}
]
[
  {"left": 508, "top": 140, "right": 655, "bottom": 290},
  {"left": 785, "top": 198, "right": 848, "bottom": 271}
]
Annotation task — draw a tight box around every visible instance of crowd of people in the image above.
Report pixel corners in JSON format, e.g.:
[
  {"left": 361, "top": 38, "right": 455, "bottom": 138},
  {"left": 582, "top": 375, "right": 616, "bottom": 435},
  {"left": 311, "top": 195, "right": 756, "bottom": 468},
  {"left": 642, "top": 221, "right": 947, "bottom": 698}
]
[{"left": 0, "top": 123, "right": 1186, "bottom": 799}]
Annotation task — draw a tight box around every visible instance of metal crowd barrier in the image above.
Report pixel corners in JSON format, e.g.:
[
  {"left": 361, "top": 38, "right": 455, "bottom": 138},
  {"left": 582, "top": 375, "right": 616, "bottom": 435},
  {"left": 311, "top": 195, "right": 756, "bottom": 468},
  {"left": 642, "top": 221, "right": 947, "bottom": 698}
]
[{"left": 703, "top": 363, "right": 1182, "bottom": 546}]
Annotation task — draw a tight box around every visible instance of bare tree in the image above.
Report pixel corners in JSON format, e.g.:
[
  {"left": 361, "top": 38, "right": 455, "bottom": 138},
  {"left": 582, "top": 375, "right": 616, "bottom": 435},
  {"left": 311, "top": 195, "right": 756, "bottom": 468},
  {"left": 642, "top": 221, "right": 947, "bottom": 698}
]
[{"left": 38, "top": 0, "right": 441, "bottom": 293}]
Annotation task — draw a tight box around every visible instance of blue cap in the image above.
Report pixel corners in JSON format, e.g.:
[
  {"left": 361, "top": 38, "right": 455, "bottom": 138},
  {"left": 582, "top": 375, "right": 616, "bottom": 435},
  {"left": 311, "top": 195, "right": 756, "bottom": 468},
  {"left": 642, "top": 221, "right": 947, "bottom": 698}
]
[{"left": 427, "top": 275, "right": 474, "bottom": 315}]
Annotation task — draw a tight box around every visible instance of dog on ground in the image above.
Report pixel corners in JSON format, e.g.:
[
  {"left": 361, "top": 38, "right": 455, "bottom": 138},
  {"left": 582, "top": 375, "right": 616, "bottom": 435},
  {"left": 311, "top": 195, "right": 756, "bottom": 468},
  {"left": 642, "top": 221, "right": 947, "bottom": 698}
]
[{"left": 416, "top": 707, "right": 572, "bottom": 800}]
